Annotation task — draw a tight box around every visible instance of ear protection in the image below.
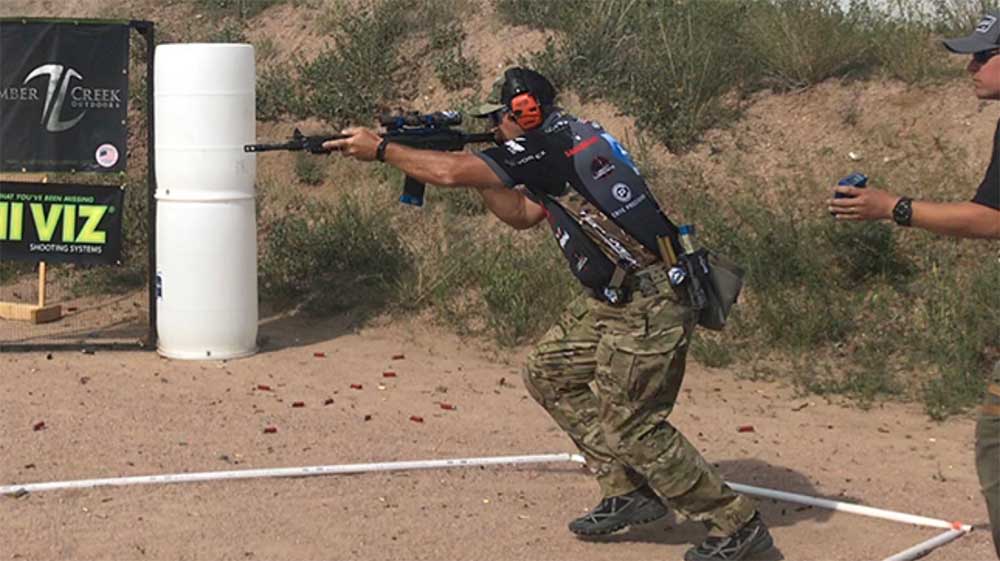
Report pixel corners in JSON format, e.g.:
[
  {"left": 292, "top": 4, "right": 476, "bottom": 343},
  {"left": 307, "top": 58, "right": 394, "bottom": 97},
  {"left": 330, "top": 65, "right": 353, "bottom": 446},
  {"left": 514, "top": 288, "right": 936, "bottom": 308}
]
[{"left": 504, "top": 69, "right": 544, "bottom": 130}]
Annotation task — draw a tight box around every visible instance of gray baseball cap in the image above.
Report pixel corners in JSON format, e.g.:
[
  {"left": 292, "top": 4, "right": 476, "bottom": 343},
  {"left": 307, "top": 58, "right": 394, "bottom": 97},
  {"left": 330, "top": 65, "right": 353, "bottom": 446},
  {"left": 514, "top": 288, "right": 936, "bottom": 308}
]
[
  {"left": 470, "top": 77, "right": 505, "bottom": 118},
  {"left": 943, "top": 11, "right": 1000, "bottom": 54}
]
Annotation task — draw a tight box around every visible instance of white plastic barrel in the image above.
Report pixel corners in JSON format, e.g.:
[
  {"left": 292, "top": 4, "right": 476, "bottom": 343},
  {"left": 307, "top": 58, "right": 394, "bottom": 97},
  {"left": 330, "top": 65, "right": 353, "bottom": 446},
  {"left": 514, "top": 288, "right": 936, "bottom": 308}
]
[{"left": 154, "top": 44, "right": 258, "bottom": 360}]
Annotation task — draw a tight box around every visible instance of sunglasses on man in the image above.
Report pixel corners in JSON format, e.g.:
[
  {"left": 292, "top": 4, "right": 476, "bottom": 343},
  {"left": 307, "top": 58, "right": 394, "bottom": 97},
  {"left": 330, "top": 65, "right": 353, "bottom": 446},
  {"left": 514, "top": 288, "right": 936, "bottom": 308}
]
[{"left": 974, "top": 49, "right": 1000, "bottom": 64}]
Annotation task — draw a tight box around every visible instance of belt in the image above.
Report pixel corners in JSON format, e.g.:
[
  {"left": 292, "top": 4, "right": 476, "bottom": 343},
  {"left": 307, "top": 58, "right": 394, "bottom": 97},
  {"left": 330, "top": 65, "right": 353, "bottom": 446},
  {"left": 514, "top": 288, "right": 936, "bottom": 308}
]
[
  {"left": 588, "top": 263, "right": 685, "bottom": 306},
  {"left": 621, "top": 263, "right": 686, "bottom": 303},
  {"left": 623, "top": 264, "right": 669, "bottom": 296}
]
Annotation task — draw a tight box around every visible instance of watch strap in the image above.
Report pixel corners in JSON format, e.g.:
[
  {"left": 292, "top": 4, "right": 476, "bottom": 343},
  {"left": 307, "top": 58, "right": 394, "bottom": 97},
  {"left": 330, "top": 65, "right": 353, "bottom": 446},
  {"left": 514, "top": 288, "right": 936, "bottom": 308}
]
[{"left": 376, "top": 138, "right": 390, "bottom": 162}]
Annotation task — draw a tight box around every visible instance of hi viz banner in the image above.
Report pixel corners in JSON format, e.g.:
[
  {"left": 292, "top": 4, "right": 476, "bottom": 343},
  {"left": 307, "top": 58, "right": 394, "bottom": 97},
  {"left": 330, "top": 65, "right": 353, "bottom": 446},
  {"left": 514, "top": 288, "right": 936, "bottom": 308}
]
[
  {"left": 0, "top": 181, "right": 124, "bottom": 264},
  {"left": 0, "top": 20, "right": 129, "bottom": 173}
]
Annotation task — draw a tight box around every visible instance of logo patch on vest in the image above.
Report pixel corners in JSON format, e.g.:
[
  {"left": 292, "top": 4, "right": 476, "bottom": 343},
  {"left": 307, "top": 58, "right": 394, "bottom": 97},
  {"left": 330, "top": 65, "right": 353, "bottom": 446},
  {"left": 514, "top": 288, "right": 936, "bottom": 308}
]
[
  {"left": 564, "top": 136, "right": 598, "bottom": 157},
  {"left": 611, "top": 183, "right": 632, "bottom": 203},
  {"left": 555, "top": 227, "right": 570, "bottom": 248},
  {"left": 591, "top": 156, "right": 615, "bottom": 180},
  {"left": 504, "top": 140, "right": 525, "bottom": 154},
  {"left": 600, "top": 133, "right": 641, "bottom": 176}
]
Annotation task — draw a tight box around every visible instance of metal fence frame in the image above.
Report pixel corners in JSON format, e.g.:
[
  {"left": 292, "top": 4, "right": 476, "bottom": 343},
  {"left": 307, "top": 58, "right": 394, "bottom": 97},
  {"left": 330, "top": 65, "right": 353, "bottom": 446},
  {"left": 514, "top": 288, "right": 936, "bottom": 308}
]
[{"left": 0, "top": 18, "right": 157, "bottom": 352}]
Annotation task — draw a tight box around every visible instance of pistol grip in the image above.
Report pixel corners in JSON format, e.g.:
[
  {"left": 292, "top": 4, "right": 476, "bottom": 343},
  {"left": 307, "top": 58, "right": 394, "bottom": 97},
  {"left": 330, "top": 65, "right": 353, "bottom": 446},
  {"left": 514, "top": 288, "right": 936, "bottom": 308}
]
[{"left": 400, "top": 176, "right": 425, "bottom": 207}]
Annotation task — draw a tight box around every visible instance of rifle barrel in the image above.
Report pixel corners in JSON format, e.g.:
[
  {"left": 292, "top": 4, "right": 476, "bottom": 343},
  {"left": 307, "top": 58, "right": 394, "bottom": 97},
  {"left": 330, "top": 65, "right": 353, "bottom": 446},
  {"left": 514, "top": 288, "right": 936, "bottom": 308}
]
[
  {"left": 244, "top": 142, "right": 297, "bottom": 153},
  {"left": 244, "top": 130, "right": 492, "bottom": 154}
]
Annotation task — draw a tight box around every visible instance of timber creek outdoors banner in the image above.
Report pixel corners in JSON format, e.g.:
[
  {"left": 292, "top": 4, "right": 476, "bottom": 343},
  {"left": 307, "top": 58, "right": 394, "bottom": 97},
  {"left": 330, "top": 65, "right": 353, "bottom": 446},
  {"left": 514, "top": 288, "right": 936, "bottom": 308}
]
[
  {"left": 0, "top": 181, "right": 124, "bottom": 265},
  {"left": 0, "top": 20, "right": 129, "bottom": 173}
]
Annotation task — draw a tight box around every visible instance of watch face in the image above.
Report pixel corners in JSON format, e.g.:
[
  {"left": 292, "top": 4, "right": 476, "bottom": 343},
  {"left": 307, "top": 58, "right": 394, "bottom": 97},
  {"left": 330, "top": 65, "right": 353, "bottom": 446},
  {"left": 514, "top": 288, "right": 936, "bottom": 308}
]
[{"left": 893, "top": 198, "right": 913, "bottom": 226}]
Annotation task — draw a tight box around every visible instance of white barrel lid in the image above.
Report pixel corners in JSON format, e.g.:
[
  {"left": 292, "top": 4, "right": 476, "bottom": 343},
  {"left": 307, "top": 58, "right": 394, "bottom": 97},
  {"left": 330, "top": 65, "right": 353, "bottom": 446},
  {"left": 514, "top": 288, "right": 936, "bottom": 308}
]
[{"left": 154, "top": 43, "right": 255, "bottom": 96}]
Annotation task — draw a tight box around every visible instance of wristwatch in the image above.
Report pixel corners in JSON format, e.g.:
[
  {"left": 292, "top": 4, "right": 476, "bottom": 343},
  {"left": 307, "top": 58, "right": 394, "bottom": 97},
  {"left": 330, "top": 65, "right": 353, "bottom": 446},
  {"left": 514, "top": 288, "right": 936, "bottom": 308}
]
[
  {"left": 376, "top": 138, "right": 390, "bottom": 162},
  {"left": 892, "top": 197, "right": 913, "bottom": 227}
]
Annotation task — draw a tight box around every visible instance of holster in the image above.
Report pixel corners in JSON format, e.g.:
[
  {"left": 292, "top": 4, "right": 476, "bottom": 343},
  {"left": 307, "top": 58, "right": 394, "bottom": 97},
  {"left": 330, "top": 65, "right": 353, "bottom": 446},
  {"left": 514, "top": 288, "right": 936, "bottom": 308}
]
[{"left": 679, "top": 249, "right": 744, "bottom": 331}]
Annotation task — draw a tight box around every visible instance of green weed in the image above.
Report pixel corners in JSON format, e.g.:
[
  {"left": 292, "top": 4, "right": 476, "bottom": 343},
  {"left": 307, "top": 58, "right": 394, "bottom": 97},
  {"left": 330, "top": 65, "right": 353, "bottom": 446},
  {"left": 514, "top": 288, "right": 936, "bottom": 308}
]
[
  {"left": 741, "top": 0, "right": 879, "bottom": 90},
  {"left": 502, "top": 0, "right": 968, "bottom": 150},
  {"left": 193, "top": 0, "right": 285, "bottom": 19},
  {"left": 919, "top": 260, "right": 1000, "bottom": 419},
  {"left": 429, "top": 22, "right": 480, "bottom": 91},
  {"left": 0, "top": 262, "right": 32, "bottom": 286},
  {"left": 258, "top": 192, "right": 413, "bottom": 313},
  {"left": 691, "top": 332, "right": 736, "bottom": 368},
  {"left": 478, "top": 236, "right": 577, "bottom": 345},
  {"left": 294, "top": 153, "right": 326, "bottom": 185},
  {"left": 256, "top": 65, "right": 305, "bottom": 121},
  {"left": 300, "top": 1, "right": 411, "bottom": 124},
  {"left": 203, "top": 20, "right": 246, "bottom": 43}
]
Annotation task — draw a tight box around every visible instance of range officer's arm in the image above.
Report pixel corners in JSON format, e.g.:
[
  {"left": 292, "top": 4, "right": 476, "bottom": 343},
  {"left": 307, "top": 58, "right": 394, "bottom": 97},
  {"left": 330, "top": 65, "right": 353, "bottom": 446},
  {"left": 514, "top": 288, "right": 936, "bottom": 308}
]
[{"left": 829, "top": 185, "right": 1000, "bottom": 239}]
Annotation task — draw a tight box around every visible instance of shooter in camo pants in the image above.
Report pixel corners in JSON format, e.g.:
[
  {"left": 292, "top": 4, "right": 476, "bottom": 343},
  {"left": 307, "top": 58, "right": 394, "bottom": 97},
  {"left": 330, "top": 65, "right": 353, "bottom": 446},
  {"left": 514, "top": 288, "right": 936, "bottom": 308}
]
[{"left": 523, "top": 283, "right": 757, "bottom": 538}]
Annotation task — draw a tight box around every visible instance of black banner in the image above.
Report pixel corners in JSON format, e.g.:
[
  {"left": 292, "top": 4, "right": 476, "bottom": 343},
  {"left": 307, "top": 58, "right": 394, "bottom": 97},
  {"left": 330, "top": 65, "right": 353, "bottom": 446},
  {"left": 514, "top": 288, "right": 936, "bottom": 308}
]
[
  {"left": 0, "top": 21, "right": 129, "bottom": 173},
  {"left": 0, "top": 181, "right": 124, "bottom": 264}
]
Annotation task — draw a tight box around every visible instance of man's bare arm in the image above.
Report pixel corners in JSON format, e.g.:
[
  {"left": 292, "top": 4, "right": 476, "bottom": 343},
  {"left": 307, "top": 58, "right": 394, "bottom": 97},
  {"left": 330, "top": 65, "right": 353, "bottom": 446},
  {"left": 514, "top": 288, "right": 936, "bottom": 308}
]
[
  {"left": 380, "top": 143, "right": 504, "bottom": 189},
  {"left": 324, "top": 127, "right": 504, "bottom": 189},
  {"left": 323, "top": 128, "right": 545, "bottom": 229},
  {"left": 910, "top": 200, "right": 1000, "bottom": 239},
  {"left": 383, "top": 144, "right": 545, "bottom": 228},
  {"left": 475, "top": 185, "right": 547, "bottom": 230}
]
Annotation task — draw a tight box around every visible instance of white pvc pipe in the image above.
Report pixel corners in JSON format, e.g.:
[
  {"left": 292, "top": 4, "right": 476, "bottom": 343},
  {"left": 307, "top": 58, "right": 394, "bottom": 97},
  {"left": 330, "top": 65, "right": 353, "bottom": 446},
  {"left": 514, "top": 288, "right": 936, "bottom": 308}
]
[
  {"left": 0, "top": 453, "right": 586, "bottom": 494},
  {"left": 727, "top": 482, "right": 972, "bottom": 532},
  {"left": 0, "top": 452, "right": 976, "bottom": 559},
  {"left": 880, "top": 529, "right": 971, "bottom": 561}
]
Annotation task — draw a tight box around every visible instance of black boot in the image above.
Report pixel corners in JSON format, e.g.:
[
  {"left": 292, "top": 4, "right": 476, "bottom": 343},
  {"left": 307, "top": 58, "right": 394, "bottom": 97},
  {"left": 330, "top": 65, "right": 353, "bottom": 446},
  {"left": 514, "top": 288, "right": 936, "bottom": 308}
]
[
  {"left": 684, "top": 511, "right": 774, "bottom": 561},
  {"left": 568, "top": 485, "right": 668, "bottom": 536}
]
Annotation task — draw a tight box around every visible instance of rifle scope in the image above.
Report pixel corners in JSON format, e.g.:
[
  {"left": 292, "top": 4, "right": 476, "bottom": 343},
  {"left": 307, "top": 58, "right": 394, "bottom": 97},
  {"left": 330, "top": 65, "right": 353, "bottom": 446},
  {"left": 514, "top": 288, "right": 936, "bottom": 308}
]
[{"left": 379, "top": 111, "right": 463, "bottom": 129}]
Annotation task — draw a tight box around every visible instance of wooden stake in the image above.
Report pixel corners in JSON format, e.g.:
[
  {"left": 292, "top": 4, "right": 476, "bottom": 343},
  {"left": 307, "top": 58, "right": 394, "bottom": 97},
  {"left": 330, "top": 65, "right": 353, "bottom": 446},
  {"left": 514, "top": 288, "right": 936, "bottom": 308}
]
[
  {"left": 0, "top": 172, "right": 48, "bottom": 183},
  {"left": 38, "top": 261, "right": 46, "bottom": 307},
  {"left": 0, "top": 175, "right": 61, "bottom": 324}
]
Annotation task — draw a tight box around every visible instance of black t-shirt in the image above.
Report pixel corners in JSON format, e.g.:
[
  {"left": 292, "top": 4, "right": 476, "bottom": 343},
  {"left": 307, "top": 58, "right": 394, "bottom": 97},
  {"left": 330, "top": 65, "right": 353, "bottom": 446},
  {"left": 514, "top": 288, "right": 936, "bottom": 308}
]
[
  {"left": 474, "top": 113, "right": 661, "bottom": 268},
  {"left": 974, "top": 119, "right": 1000, "bottom": 210},
  {"left": 475, "top": 129, "right": 570, "bottom": 195}
]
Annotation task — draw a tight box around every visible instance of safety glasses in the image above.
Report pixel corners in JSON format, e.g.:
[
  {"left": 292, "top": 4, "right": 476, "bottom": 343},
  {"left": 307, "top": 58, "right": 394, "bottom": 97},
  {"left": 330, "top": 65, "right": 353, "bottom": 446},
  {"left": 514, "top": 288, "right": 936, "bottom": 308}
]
[{"left": 974, "top": 49, "right": 1000, "bottom": 64}]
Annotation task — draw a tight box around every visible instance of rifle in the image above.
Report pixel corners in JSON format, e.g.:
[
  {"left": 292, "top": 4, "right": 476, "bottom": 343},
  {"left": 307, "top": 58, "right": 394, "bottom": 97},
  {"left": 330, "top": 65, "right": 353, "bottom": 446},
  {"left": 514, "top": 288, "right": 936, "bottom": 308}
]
[{"left": 244, "top": 111, "right": 495, "bottom": 206}]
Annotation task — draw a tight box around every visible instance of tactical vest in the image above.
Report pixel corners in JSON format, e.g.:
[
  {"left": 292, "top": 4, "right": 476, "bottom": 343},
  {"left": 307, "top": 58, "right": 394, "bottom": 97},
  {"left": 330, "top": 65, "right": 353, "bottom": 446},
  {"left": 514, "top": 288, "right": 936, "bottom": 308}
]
[{"left": 523, "top": 113, "right": 680, "bottom": 298}]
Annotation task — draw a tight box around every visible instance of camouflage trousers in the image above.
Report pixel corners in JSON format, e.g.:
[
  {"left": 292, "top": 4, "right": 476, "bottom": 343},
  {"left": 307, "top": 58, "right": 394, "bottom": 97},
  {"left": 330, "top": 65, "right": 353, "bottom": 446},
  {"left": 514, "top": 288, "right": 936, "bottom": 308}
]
[
  {"left": 523, "top": 279, "right": 754, "bottom": 536},
  {"left": 977, "top": 360, "right": 1000, "bottom": 559}
]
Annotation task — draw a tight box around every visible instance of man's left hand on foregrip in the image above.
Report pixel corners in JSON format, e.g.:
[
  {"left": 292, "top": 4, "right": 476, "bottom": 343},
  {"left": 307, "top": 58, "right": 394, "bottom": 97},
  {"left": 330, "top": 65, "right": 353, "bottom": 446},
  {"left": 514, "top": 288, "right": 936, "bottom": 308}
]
[{"left": 323, "top": 127, "right": 380, "bottom": 161}]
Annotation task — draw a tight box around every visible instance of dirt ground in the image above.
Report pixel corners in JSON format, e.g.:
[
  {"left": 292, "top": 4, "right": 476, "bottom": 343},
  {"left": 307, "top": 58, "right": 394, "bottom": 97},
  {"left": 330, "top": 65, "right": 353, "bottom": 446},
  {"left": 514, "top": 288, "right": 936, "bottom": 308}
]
[{"left": 2, "top": 314, "right": 995, "bottom": 561}]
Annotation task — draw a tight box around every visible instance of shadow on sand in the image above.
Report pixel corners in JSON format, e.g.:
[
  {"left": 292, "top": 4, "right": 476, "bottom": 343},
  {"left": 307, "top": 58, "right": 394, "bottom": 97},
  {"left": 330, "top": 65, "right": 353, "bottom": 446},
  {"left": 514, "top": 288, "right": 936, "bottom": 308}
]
[{"left": 255, "top": 302, "right": 381, "bottom": 353}]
